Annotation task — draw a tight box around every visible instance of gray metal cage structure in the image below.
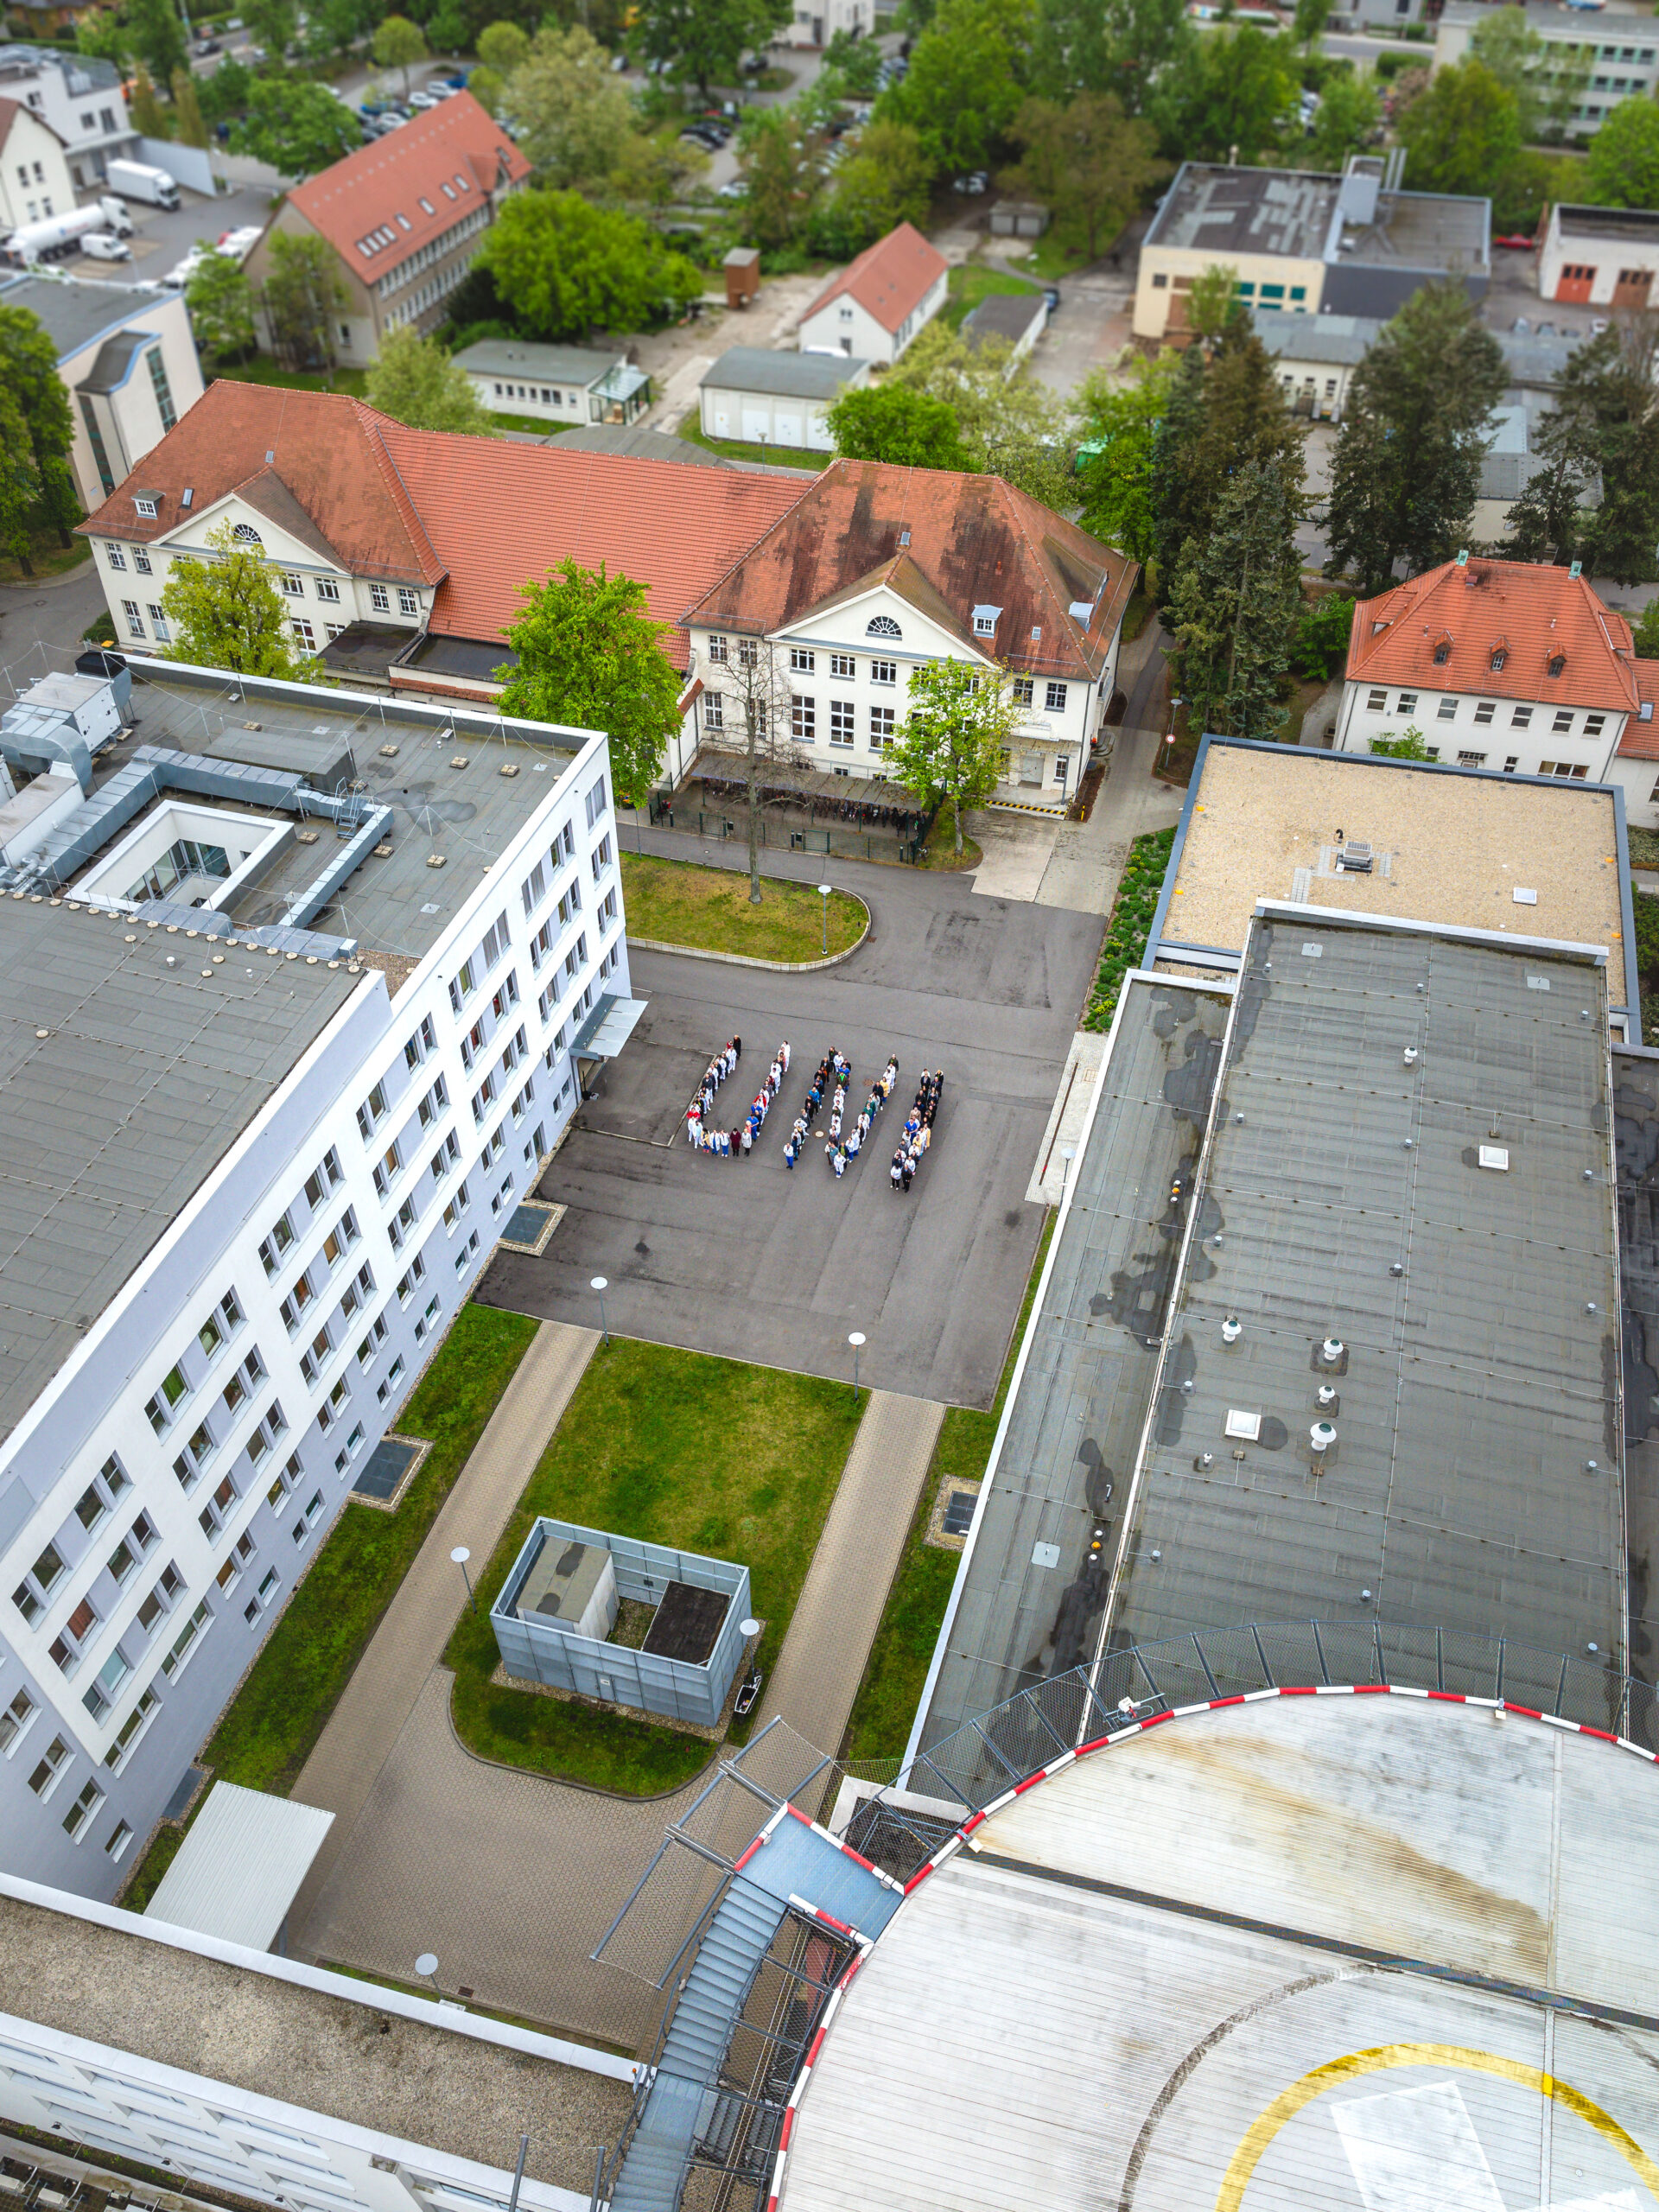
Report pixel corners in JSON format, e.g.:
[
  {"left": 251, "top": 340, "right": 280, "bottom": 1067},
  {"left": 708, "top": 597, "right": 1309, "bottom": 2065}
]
[{"left": 491, "top": 1516, "right": 751, "bottom": 1730}]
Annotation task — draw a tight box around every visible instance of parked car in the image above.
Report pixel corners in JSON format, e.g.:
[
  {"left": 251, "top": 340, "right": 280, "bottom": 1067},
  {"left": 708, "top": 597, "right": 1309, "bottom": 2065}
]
[
  {"left": 1493, "top": 232, "right": 1536, "bottom": 250},
  {"left": 715, "top": 177, "right": 747, "bottom": 199},
  {"left": 80, "top": 229, "right": 132, "bottom": 260},
  {"left": 407, "top": 88, "right": 440, "bottom": 107},
  {"left": 441, "top": 67, "right": 469, "bottom": 85},
  {"left": 1043, "top": 285, "right": 1061, "bottom": 312},
  {"left": 193, "top": 35, "right": 221, "bottom": 54},
  {"left": 952, "top": 169, "right": 988, "bottom": 193}
]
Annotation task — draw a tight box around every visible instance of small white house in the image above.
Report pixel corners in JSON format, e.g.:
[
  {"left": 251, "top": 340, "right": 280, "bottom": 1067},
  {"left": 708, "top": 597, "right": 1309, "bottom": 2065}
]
[
  {"left": 450, "top": 337, "right": 651, "bottom": 428},
  {"left": 0, "top": 92, "right": 77, "bottom": 231},
  {"left": 698, "top": 346, "right": 868, "bottom": 452},
  {"left": 797, "top": 221, "right": 948, "bottom": 365},
  {"left": 1538, "top": 201, "right": 1658, "bottom": 311}
]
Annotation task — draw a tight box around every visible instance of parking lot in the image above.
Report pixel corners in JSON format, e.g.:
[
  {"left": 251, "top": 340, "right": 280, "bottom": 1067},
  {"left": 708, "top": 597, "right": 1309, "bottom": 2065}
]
[{"left": 478, "top": 849, "right": 1104, "bottom": 1408}]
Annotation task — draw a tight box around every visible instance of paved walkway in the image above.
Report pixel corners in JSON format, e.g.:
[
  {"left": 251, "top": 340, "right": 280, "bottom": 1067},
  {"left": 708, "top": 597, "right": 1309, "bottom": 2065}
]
[
  {"left": 289, "top": 1320, "right": 599, "bottom": 1926},
  {"left": 755, "top": 1389, "right": 945, "bottom": 1757}
]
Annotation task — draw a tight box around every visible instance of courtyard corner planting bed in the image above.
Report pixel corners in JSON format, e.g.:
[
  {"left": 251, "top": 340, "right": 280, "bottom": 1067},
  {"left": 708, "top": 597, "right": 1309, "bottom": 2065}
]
[{"left": 1084, "top": 826, "right": 1175, "bottom": 1033}]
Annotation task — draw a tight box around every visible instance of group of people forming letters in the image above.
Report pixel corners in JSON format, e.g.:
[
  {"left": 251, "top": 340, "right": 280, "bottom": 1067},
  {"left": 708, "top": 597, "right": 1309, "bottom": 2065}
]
[
  {"left": 684, "top": 1036, "right": 793, "bottom": 1156},
  {"left": 684, "top": 1033, "right": 944, "bottom": 1188}
]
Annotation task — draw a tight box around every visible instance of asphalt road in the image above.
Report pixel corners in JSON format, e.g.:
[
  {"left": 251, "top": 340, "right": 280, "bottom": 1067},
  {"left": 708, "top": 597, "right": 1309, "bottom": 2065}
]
[{"left": 477, "top": 842, "right": 1104, "bottom": 1408}]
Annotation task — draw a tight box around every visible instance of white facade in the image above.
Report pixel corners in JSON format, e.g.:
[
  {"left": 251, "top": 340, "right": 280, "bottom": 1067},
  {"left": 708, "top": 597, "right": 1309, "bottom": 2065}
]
[
  {"left": 1334, "top": 671, "right": 1629, "bottom": 782},
  {"left": 50, "top": 287, "right": 205, "bottom": 513},
  {"left": 0, "top": 99, "right": 75, "bottom": 231},
  {"left": 798, "top": 270, "right": 945, "bottom": 365},
  {"left": 0, "top": 668, "right": 626, "bottom": 1896},
  {"left": 1539, "top": 200, "right": 1659, "bottom": 309},
  {"left": 1434, "top": 3, "right": 1657, "bottom": 136},
  {"left": 90, "top": 483, "right": 432, "bottom": 659},
  {"left": 780, "top": 0, "right": 871, "bottom": 47},
  {"left": 698, "top": 375, "right": 859, "bottom": 452},
  {"left": 688, "top": 581, "right": 1118, "bottom": 806},
  {"left": 0, "top": 48, "right": 137, "bottom": 197}
]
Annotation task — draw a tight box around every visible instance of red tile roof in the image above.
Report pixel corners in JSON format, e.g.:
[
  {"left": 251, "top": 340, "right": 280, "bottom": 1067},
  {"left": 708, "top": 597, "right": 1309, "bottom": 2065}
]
[
  {"left": 377, "top": 424, "right": 808, "bottom": 659},
  {"left": 1346, "top": 558, "right": 1640, "bottom": 715},
  {"left": 681, "top": 459, "right": 1138, "bottom": 682},
  {"left": 77, "top": 380, "right": 809, "bottom": 664},
  {"left": 803, "top": 222, "right": 948, "bottom": 338},
  {"left": 285, "top": 92, "right": 529, "bottom": 283},
  {"left": 1618, "top": 659, "right": 1659, "bottom": 759}
]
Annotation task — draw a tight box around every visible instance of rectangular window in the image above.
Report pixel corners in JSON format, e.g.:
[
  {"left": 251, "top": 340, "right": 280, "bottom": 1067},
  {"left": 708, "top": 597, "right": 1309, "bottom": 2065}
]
[
  {"left": 371, "top": 584, "right": 391, "bottom": 613},
  {"left": 146, "top": 345, "right": 175, "bottom": 432},
  {"left": 398, "top": 588, "right": 419, "bottom": 617},
  {"left": 316, "top": 575, "right": 340, "bottom": 602},
  {"left": 1473, "top": 700, "right": 1496, "bottom": 725},
  {"left": 707, "top": 633, "right": 728, "bottom": 664},
  {"left": 291, "top": 619, "right": 316, "bottom": 652},
  {"left": 1045, "top": 681, "right": 1069, "bottom": 715},
  {"left": 1457, "top": 750, "right": 1487, "bottom": 768},
  {"left": 870, "top": 659, "right": 897, "bottom": 686},
  {"left": 260, "top": 1211, "right": 295, "bottom": 1275},
  {"left": 105, "top": 1820, "right": 133, "bottom": 1860},
  {"left": 703, "top": 691, "right": 723, "bottom": 731},
  {"left": 1585, "top": 714, "right": 1607, "bottom": 738},
  {"left": 1554, "top": 710, "right": 1573, "bottom": 734},
  {"left": 62, "top": 1778, "right": 101, "bottom": 1839},
  {"left": 104, "top": 1688, "right": 157, "bottom": 1770},
  {"left": 1365, "top": 687, "right": 1388, "bottom": 712},
  {"left": 105, "top": 540, "right": 126, "bottom": 570},
  {"left": 1504, "top": 756, "right": 1519, "bottom": 773},
  {"left": 869, "top": 705, "right": 895, "bottom": 750},
  {"left": 830, "top": 651, "right": 855, "bottom": 678},
  {"left": 790, "top": 647, "right": 815, "bottom": 672},
  {"left": 281, "top": 571, "right": 304, "bottom": 597},
  {"left": 28, "top": 1737, "right": 69, "bottom": 1796},
  {"left": 1436, "top": 697, "right": 1458, "bottom": 721},
  {"left": 0, "top": 1686, "right": 35, "bottom": 1752},
  {"left": 737, "top": 639, "right": 758, "bottom": 669},
  {"left": 1012, "top": 677, "right": 1035, "bottom": 707},
  {"left": 134, "top": 546, "right": 152, "bottom": 575},
  {"left": 791, "top": 694, "right": 817, "bottom": 742},
  {"left": 122, "top": 599, "right": 143, "bottom": 638},
  {"left": 829, "top": 698, "right": 855, "bottom": 747},
  {"left": 161, "top": 1601, "right": 211, "bottom": 1678}
]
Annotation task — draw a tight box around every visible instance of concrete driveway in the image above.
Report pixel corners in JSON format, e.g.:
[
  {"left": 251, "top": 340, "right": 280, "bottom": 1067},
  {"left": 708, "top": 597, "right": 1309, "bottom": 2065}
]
[{"left": 478, "top": 845, "right": 1104, "bottom": 1408}]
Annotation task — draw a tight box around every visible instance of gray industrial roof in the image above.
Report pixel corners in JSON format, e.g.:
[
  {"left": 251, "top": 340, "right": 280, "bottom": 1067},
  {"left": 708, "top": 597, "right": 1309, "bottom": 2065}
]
[
  {"left": 960, "top": 291, "right": 1046, "bottom": 350},
  {"left": 1252, "top": 307, "right": 1376, "bottom": 365},
  {"left": 0, "top": 892, "right": 359, "bottom": 1443},
  {"left": 1555, "top": 201, "right": 1659, "bottom": 245},
  {"left": 0, "top": 274, "right": 164, "bottom": 367},
  {"left": 699, "top": 346, "right": 868, "bottom": 399},
  {"left": 1107, "top": 909, "right": 1625, "bottom": 1668},
  {"left": 78, "top": 327, "right": 147, "bottom": 396},
  {"left": 1147, "top": 163, "right": 1340, "bottom": 258},
  {"left": 452, "top": 337, "right": 626, "bottom": 386}
]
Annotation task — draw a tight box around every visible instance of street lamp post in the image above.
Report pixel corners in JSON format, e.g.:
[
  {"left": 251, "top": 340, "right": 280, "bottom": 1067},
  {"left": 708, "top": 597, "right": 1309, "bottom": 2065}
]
[
  {"left": 450, "top": 1545, "right": 475, "bottom": 1616},
  {"left": 416, "top": 1952, "right": 440, "bottom": 1989},
  {"left": 849, "top": 1331, "right": 866, "bottom": 1403},
  {"left": 818, "top": 882, "right": 832, "bottom": 957},
  {"left": 591, "top": 1274, "right": 610, "bottom": 1347}
]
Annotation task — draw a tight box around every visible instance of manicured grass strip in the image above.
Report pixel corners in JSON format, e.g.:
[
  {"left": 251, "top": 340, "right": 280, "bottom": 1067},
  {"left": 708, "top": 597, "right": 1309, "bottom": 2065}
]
[
  {"left": 214, "top": 359, "right": 370, "bottom": 399},
  {"left": 841, "top": 1211, "right": 1058, "bottom": 1764},
  {"left": 677, "top": 416, "right": 833, "bottom": 473},
  {"left": 442, "top": 1340, "right": 865, "bottom": 1789},
  {"left": 1083, "top": 824, "right": 1176, "bottom": 1034},
  {"left": 202, "top": 1305, "right": 541, "bottom": 1797},
  {"left": 942, "top": 262, "right": 1040, "bottom": 332},
  {"left": 620, "top": 851, "right": 866, "bottom": 962}
]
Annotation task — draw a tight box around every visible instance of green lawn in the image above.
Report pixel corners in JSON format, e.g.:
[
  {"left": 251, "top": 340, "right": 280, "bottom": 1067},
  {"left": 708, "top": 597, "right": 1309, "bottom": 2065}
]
[
  {"left": 213, "top": 358, "right": 369, "bottom": 398},
  {"left": 118, "top": 1306, "right": 539, "bottom": 1905},
  {"left": 677, "top": 415, "right": 833, "bottom": 473},
  {"left": 841, "top": 1211, "right": 1058, "bottom": 1764},
  {"left": 442, "top": 1339, "right": 866, "bottom": 1789},
  {"left": 915, "top": 808, "right": 982, "bottom": 871},
  {"left": 0, "top": 535, "right": 91, "bottom": 587},
  {"left": 942, "top": 262, "right": 1040, "bottom": 333},
  {"left": 620, "top": 850, "right": 866, "bottom": 961}
]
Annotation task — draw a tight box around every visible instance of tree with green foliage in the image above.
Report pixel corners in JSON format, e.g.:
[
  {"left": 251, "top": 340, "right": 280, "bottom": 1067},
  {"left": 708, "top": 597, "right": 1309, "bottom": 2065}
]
[
  {"left": 126, "top": 0, "right": 188, "bottom": 91},
  {"left": 184, "top": 248, "right": 257, "bottom": 360},
  {"left": 1291, "top": 591, "right": 1354, "bottom": 681},
  {"left": 476, "top": 190, "right": 702, "bottom": 341},
  {"left": 809, "top": 118, "right": 932, "bottom": 257},
  {"left": 365, "top": 327, "right": 494, "bottom": 433},
  {"left": 161, "top": 520, "right": 308, "bottom": 678},
  {"left": 169, "top": 67, "right": 209, "bottom": 148},
  {"left": 76, "top": 10, "right": 133, "bottom": 68},
  {"left": 501, "top": 24, "right": 634, "bottom": 187},
  {"left": 891, "top": 658, "right": 1021, "bottom": 855},
  {"left": 1470, "top": 6, "right": 1586, "bottom": 139},
  {"left": 1185, "top": 261, "right": 1240, "bottom": 344},
  {"left": 372, "top": 14, "right": 429, "bottom": 92},
  {"left": 612, "top": 124, "right": 711, "bottom": 209},
  {"left": 1151, "top": 24, "right": 1295, "bottom": 167},
  {"left": 230, "top": 77, "right": 362, "bottom": 175},
  {"left": 821, "top": 27, "right": 883, "bottom": 94},
  {"left": 241, "top": 0, "right": 300, "bottom": 60},
  {"left": 1586, "top": 96, "right": 1659, "bottom": 211},
  {"left": 880, "top": 0, "right": 1035, "bottom": 175},
  {"left": 200, "top": 54, "right": 253, "bottom": 128},
  {"left": 496, "top": 559, "right": 681, "bottom": 805},
  {"left": 0, "top": 303, "right": 79, "bottom": 551},
  {"left": 1302, "top": 71, "right": 1382, "bottom": 172},
  {"left": 998, "top": 91, "right": 1167, "bottom": 259},
  {"left": 736, "top": 105, "right": 824, "bottom": 247},
  {"left": 1634, "top": 601, "right": 1659, "bottom": 659},
  {"left": 891, "top": 321, "right": 1074, "bottom": 505},
  {"left": 0, "top": 390, "right": 43, "bottom": 575},
  {"left": 1167, "top": 455, "right": 1302, "bottom": 741},
  {"left": 826, "top": 382, "right": 967, "bottom": 467},
  {"left": 1075, "top": 350, "right": 1179, "bottom": 569},
  {"left": 1151, "top": 321, "right": 1305, "bottom": 602},
  {"left": 1031, "top": 0, "right": 1191, "bottom": 118},
  {"left": 478, "top": 19, "right": 531, "bottom": 70},
  {"left": 261, "top": 231, "right": 350, "bottom": 371},
  {"left": 1293, "top": 0, "right": 1331, "bottom": 46},
  {"left": 635, "top": 0, "right": 791, "bottom": 100},
  {"left": 1370, "top": 725, "right": 1431, "bottom": 759},
  {"left": 127, "top": 63, "right": 168, "bottom": 141},
  {"left": 1324, "top": 283, "right": 1506, "bottom": 594},
  {"left": 467, "top": 63, "right": 505, "bottom": 114},
  {"left": 1395, "top": 59, "right": 1551, "bottom": 230},
  {"left": 1556, "top": 324, "right": 1659, "bottom": 586}
]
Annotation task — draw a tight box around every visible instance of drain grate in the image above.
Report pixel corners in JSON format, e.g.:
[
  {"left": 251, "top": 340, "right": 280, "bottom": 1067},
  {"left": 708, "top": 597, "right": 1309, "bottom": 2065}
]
[
  {"left": 942, "top": 1490, "right": 977, "bottom": 1536},
  {"left": 353, "top": 1437, "right": 417, "bottom": 1502}
]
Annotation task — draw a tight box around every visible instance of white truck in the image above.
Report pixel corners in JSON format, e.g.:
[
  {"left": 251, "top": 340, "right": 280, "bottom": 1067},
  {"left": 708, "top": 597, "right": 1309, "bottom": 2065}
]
[
  {"left": 105, "top": 157, "right": 181, "bottom": 210},
  {"left": 2, "top": 196, "right": 132, "bottom": 264}
]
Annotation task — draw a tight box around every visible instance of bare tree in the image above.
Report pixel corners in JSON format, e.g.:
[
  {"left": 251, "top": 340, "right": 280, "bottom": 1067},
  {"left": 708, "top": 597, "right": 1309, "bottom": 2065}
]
[{"left": 705, "top": 637, "right": 795, "bottom": 905}]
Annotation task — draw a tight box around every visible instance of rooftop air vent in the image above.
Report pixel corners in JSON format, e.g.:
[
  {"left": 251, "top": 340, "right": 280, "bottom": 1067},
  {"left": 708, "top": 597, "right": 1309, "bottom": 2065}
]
[
  {"left": 450, "top": 754, "right": 469, "bottom": 769},
  {"left": 1310, "top": 1420, "right": 1337, "bottom": 1454},
  {"left": 1478, "top": 1145, "right": 1510, "bottom": 1171},
  {"left": 1224, "top": 1408, "right": 1262, "bottom": 1441},
  {"left": 295, "top": 829, "right": 320, "bottom": 845},
  {"left": 1221, "top": 1315, "right": 1242, "bottom": 1345},
  {"left": 1338, "top": 840, "right": 1373, "bottom": 872},
  {"left": 499, "top": 763, "right": 520, "bottom": 778},
  {"left": 1319, "top": 1337, "right": 1345, "bottom": 1367},
  {"left": 380, "top": 743, "right": 400, "bottom": 757},
  {"left": 427, "top": 853, "right": 447, "bottom": 868}
]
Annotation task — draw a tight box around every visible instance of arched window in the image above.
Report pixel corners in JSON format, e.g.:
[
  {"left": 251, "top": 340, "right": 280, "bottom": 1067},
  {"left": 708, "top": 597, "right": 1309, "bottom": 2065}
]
[
  {"left": 232, "top": 523, "right": 264, "bottom": 547},
  {"left": 1547, "top": 652, "right": 1567, "bottom": 678},
  {"left": 865, "top": 614, "right": 902, "bottom": 640}
]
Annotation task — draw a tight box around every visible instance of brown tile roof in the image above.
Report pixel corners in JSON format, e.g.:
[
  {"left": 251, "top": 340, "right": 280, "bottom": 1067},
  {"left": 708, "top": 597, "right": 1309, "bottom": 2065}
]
[
  {"left": 78, "top": 382, "right": 444, "bottom": 585},
  {"left": 79, "top": 379, "right": 809, "bottom": 666},
  {"left": 680, "top": 459, "right": 1138, "bottom": 681},
  {"left": 1618, "top": 660, "right": 1659, "bottom": 759},
  {"left": 803, "top": 221, "right": 948, "bottom": 337},
  {"left": 285, "top": 92, "right": 529, "bottom": 283},
  {"left": 1346, "top": 558, "right": 1640, "bottom": 715}
]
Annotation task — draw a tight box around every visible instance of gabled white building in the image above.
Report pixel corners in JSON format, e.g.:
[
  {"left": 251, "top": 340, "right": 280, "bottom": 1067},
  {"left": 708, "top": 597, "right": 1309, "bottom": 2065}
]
[
  {"left": 797, "top": 221, "right": 948, "bottom": 365},
  {"left": 0, "top": 91, "right": 75, "bottom": 230},
  {"left": 0, "top": 44, "right": 137, "bottom": 198}
]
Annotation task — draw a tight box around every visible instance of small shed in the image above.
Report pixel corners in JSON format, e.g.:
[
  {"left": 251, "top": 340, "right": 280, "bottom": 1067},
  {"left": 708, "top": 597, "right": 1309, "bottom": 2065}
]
[
  {"left": 961, "top": 289, "right": 1050, "bottom": 372},
  {"left": 698, "top": 345, "right": 868, "bottom": 453},
  {"left": 989, "top": 200, "right": 1050, "bottom": 238},
  {"left": 724, "top": 245, "right": 762, "bottom": 309},
  {"left": 143, "top": 1782, "right": 334, "bottom": 1954}
]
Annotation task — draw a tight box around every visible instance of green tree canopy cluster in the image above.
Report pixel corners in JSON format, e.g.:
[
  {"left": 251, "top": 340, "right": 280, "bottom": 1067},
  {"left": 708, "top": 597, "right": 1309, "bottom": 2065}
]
[
  {"left": 365, "top": 327, "right": 495, "bottom": 433},
  {"left": 160, "top": 521, "right": 310, "bottom": 678},
  {"left": 887, "top": 658, "right": 1022, "bottom": 855},
  {"left": 0, "top": 305, "right": 81, "bottom": 576},
  {"left": 475, "top": 189, "right": 702, "bottom": 342},
  {"left": 228, "top": 76, "right": 363, "bottom": 175},
  {"left": 1506, "top": 324, "right": 1659, "bottom": 586}
]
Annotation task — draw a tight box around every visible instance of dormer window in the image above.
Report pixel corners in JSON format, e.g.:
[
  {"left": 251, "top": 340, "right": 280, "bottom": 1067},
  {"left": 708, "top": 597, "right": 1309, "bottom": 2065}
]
[
  {"left": 1432, "top": 635, "right": 1452, "bottom": 666},
  {"left": 972, "top": 605, "right": 1001, "bottom": 638},
  {"left": 133, "top": 493, "right": 158, "bottom": 519},
  {"left": 866, "top": 614, "right": 902, "bottom": 639},
  {"left": 1490, "top": 644, "right": 1508, "bottom": 673},
  {"left": 1548, "top": 652, "right": 1567, "bottom": 678}
]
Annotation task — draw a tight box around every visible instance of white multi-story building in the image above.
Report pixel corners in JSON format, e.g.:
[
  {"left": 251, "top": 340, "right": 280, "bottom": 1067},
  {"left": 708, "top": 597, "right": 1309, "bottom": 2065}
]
[
  {"left": 0, "top": 46, "right": 137, "bottom": 198},
  {"left": 1334, "top": 554, "right": 1659, "bottom": 823},
  {"left": 681, "top": 457, "right": 1139, "bottom": 810},
  {"left": 1435, "top": 1, "right": 1657, "bottom": 137},
  {"left": 0, "top": 652, "right": 632, "bottom": 1897}
]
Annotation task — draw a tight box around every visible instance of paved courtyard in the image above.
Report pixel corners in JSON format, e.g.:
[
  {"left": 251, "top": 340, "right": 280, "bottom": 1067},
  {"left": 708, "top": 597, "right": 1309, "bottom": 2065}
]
[{"left": 478, "top": 855, "right": 1105, "bottom": 1408}]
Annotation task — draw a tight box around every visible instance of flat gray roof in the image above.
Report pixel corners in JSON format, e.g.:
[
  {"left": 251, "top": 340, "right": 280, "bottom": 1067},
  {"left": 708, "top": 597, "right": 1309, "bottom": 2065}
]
[
  {"left": 75, "top": 664, "right": 587, "bottom": 968},
  {"left": 1252, "top": 307, "right": 1376, "bottom": 364},
  {"left": 1344, "top": 186, "right": 1490, "bottom": 275},
  {"left": 1106, "top": 910, "right": 1625, "bottom": 1666},
  {"left": 452, "top": 337, "right": 623, "bottom": 386},
  {"left": 0, "top": 275, "right": 163, "bottom": 367},
  {"left": 0, "top": 891, "right": 359, "bottom": 1443},
  {"left": 961, "top": 292, "right": 1046, "bottom": 348},
  {"left": 1147, "top": 163, "right": 1339, "bottom": 258},
  {"left": 699, "top": 346, "right": 868, "bottom": 399},
  {"left": 1557, "top": 201, "right": 1659, "bottom": 245},
  {"left": 1441, "top": 0, "right": 1657, "bottom": 34},
  {"left": 144, "top": 1783, "right": 334, "bottom": 1952},
  {"left": 553, "top": 423, "right": 817, "bottom": 477}
]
